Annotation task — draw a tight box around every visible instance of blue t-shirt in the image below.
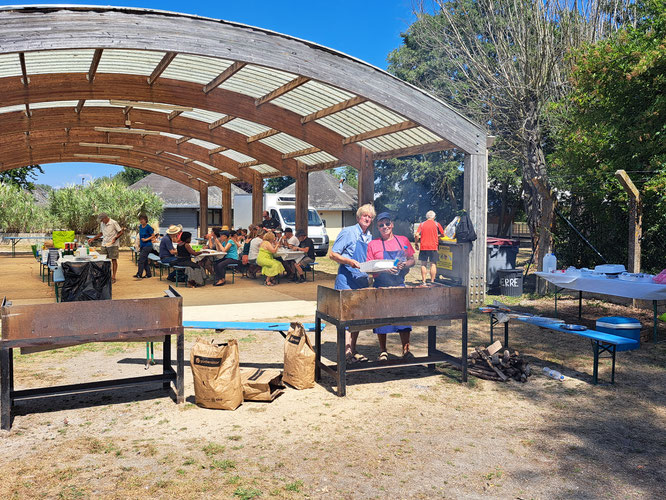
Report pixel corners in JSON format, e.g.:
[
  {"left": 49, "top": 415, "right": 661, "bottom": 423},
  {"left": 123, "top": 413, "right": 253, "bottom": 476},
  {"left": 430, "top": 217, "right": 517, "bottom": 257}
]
[
  {"left": 159, "top": 234, "right": 174, "bottom": 260},
  {"left": 331, "top": 223, "right": 372, "bottom": 261},
  {"left": 138, "top": 224, "right": 154, "bottom": 248},
  {"left": 226, "top": 240, "right": 239, "bottom": 260}
]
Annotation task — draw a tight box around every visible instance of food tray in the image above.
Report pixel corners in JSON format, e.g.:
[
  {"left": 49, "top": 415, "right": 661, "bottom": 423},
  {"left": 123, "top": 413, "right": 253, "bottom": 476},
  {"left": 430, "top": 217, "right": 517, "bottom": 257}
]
[
  {"left": 561, "top": 324, "right": 587, "bottom": 331},
  {"left": 359, "top": 259, "right": 395, "bottom": 273}
]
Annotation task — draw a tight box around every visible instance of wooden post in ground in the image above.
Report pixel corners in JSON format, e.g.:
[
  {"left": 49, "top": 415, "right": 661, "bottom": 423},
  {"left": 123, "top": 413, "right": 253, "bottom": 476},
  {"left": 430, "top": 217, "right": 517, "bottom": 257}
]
[
  {"left": 357, "top": 147, "right": 374, "bottom": 206},
  {"left": 252, "top": 172, "right": 263, "bottom": 226},
  {"left": 295, "top": 162, "right": 309, "bottom": 234},
  {"left": 463, "top": 152, "right": 488, "bottom": 307},
  {"left": 198, "top": 181, "right": 208, "bottom": 238},
  {"left": 615, "top": 170, "right": 641, "bottom": 273},
  {"left": 221, "top": 177, "right": 232, "bottom": 228}
]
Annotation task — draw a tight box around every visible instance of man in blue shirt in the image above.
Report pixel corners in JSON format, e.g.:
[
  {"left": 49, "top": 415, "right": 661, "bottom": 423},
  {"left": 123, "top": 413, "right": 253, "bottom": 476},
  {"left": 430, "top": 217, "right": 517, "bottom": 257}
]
[
  {"left": 134, "top": 214, "right": 156, "bottom": 278},
  {"left": 329, "top": 203, "right": 376, "bottom": 363},
  {"left": 159, "top": 224, "right": 181, "bottom": 265}
]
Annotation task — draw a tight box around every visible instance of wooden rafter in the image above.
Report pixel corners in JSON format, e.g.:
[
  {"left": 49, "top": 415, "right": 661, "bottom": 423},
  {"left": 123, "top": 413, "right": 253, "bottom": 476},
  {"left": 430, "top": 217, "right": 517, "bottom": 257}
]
[
  {"left": 75, "top": 100, "right": 86, "bottom": 115},
  {"left": 168, "top": 110, "right": 183, "bottom": 121},
  {"left": 183, "top": 158, "right": 193, "bottom": 164},
  {"left": 176, "top": 136, "right": 191, "bottom": 145},
  {"left": 301, "top": 96, "right": 366, "bottom": 124},
  {"left": 87, "top": 49, "right": 103, "bottom": 82},
  {"left": 342, "top": 121, "right": 417, "bottom": 145},
  {"left": 94, "top": 127, "right": 161, "bottom": 135},
  {"left": 78, "top": 142, "right": 134, "bottom": 150},
  {"left": 209, "top": 146, "right": 227, "bottom": 154},
  {"left": 238, "top": 160, "right": 260, "bottom": 168},
  {"left": 109, "top": 100, "right": 193, "bottom": 112},
  {"left": 73, "top": 153, "right": 121, "bottom": 160},
  {"left": 147, "top": 51, "right": 177, "bottom": 85},
  {"left": 372, "top": 140, "right": 454, "bottom": 160},
  {"left": 255, "top": 76, "right": 309, "bottom": 107},
  {"left": 203, "top": 61, "right": 245, "bottom": 94},
  {"left": 24, "top": 102, "right": 30, "bottom": 117},
  {"left": 18, "top": 53, "right": 28, "bottom": 86},
  {"left": 281, "top": 146, "right": 321, "bottom": 159},
  {"left": 303, "top": 160, "right": 342, "bottom": 172},
  {"left": 208, "top": 115, "right": 234, "bottom": 131},
  {"left": 247, "top": 129, "right": 279, "bottom": 143}
]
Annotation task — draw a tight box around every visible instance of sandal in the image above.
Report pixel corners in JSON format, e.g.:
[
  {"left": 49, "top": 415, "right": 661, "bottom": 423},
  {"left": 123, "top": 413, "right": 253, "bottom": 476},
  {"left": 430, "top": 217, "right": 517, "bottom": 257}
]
[
  {"left": 345, "top": 352, "right": 355, "bottom": 364},
  {"left": 402, "top": 350, "right": 415, "bottom": 360},
  {"left": 378, "top": 351, "right": 389, "bottom": 362},
  {"left": 353, "top": 352, "right": 368, "bottom": 363}
]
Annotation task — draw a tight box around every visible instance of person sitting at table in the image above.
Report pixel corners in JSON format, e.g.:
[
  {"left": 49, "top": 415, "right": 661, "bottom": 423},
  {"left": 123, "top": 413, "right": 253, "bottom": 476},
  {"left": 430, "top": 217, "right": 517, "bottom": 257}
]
[
  {"left": 367, "top": 212, "right": 416, "bottom": 361},
  {"left": 174, "top": 231, "right": 206, "bottom": 287},
  {"left": 211, "top": 230, "right": 240, "bottom": 286},
  {"left": 257, "top": 231, "right": 284, "bottom": 286},
  {"left": 134, "top": 214, "right": 156, "bottom": 279},
  {"left": 279, "top": 227, "right": 300, "bottom": 280},
  {"left": 247, "top": 227, "right": 265, "bottom": 279},
  {"left": 292, "top": 229, "right": 316, "bottom": 282},
  {"left": 159, "top": 224, "right": 181, "bottom": 266}
]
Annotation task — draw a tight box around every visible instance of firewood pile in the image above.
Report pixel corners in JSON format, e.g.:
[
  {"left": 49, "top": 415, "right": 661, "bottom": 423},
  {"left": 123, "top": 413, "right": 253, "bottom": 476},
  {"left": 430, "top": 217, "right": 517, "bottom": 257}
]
[{"left": 440, "top": 340, "right": 532, "bottom": 382}]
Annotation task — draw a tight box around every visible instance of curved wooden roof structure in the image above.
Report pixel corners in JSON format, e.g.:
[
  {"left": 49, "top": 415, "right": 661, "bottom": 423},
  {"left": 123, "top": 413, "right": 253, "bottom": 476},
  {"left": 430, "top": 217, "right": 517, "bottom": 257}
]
[{"left": 0, "top": 5, "right": 489, "bottom": 304}]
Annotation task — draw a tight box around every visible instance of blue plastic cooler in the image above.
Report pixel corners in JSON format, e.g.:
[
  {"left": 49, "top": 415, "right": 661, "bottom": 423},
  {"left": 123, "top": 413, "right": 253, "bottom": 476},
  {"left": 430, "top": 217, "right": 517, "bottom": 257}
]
[{"left": 596, "top": 316, "right": 641, "bottom": 351}]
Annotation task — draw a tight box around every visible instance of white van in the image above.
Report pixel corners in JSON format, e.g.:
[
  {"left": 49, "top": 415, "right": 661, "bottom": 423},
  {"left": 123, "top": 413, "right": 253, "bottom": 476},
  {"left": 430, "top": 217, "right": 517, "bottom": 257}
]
[{"left": 233, "top": 194, "right": 330, "bottom": 256}]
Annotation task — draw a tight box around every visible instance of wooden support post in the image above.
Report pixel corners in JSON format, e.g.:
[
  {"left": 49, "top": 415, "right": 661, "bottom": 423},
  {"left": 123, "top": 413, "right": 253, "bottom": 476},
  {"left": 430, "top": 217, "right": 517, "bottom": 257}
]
[
  {"left": 252, "top": 172, "right": 264, "bottom": 226},
  {"left": 295, "top": 162, "right": 309, "bottom": 234},
  {"left": 222, "top": 177, "right": 232, "bottom": 228},
  {"left": 198, "top": 182, "right": 208, "bottom": 238},
  {"left": 358, "top": 147, "right": 374, "bottom": 206},
  {"left": 463, "top": 153, "right": 488, "bottom": 307},
  {"left": 615, "top": 170, "right": 641, "bottom": 273}
]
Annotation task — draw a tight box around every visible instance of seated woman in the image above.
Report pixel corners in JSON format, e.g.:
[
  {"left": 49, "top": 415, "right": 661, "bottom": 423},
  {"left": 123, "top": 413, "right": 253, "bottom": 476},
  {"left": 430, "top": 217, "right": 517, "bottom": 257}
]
[
  {"left": 212, "top": 230, "right": 240, "bottom": 286},
  {"left": 247, "top": 227, "right": 265, "bottom": 279},
  {"left": 174, "top": 231, "right": 206, "bottom": 287},
  {"left": 256, "top": 231, "right": 284, "bottom": 286}
]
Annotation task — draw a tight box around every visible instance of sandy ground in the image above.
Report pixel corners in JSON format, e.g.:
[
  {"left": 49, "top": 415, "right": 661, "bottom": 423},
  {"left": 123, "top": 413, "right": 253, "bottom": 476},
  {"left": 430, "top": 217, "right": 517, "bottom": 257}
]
[{"left": 0, "top": 250, "right": 665, "bottom": 499}]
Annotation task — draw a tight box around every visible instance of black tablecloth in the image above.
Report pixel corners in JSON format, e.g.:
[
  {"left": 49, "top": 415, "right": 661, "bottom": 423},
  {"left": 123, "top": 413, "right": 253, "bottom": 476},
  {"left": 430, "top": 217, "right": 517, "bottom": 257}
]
[{"left": 61, "top": 260, "right": 112, "bottom": 301}]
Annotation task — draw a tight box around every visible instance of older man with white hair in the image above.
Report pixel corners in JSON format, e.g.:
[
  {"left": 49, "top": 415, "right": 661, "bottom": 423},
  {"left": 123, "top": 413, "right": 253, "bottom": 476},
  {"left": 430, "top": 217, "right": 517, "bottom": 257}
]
[{"left": 414, "top": 210, "right": 445, "bottom": 285}]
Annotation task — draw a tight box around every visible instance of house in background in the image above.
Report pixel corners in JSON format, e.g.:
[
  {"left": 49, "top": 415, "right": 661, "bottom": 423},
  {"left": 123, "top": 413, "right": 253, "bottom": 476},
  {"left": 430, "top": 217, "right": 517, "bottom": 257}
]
[
  {"left": 130, "top": 174, "right": 247, "bottom": 235},
  {"left": 276, "top": 170, "right": 358, "bottom": 242}
]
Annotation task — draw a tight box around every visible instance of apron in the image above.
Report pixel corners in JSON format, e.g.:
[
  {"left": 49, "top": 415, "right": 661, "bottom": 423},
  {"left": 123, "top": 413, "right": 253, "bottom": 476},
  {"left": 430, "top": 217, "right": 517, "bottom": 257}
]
[
  {"left": 334, "top": 232, "right": 370, "bottom": 290},
  {"left": 373, "top": 236, "right": 411, "bottom": 334}
]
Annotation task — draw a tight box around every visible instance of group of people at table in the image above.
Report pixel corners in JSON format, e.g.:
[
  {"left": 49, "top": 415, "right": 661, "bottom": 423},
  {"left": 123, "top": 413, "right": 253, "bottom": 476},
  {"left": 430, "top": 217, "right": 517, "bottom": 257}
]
[{"left": 132, "top": 213, "right": 316, "bottom": 288}]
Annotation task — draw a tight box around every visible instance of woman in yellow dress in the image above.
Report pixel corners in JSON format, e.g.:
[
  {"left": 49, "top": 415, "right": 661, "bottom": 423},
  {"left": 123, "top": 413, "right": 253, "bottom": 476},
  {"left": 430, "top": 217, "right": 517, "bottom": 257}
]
[{"left": 256, "top": 231, "right": 285, "bottom": 286}]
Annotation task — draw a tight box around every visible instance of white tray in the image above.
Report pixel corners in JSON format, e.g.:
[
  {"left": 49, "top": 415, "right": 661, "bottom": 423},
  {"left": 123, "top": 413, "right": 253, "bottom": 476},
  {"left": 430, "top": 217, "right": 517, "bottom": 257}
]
[{"left": 359, "top": 259, "right": 395, "bottom": 273}]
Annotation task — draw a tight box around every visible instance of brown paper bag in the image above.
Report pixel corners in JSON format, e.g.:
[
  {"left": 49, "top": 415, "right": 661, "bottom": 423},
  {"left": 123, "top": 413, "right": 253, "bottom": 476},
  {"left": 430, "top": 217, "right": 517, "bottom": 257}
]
[
  {"left": 190, "top": 338, "right": 243, "bottom": 410},
  {"left": 283, "top": 322, "right": 315, "bottom": 389},
  {"left": 240, "top": 368, "right": 285, "bottom": 401}
]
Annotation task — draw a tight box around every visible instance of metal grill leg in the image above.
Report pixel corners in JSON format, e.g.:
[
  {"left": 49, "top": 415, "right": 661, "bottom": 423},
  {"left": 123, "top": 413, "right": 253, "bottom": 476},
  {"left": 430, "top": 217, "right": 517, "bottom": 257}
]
[
  {"left": 336, "top": 326, "right": 346, "bottom": 396},
  {"left": 462, "top": 316, "right": 468, "bottom": 383},
  {"left": 315, "top": 316, "right": 322, "bottom": 381},
  {"left": 592, "top": 341, "right": 599, "bottom": 385},
  {"left": 611, "top": 345, "right": 616, "bottom": 384},
  {"left": 490, "top": 315, "right": 494, "bottom": 343},
  {"left": 504, "top": 322, "right": 509, "bottom": 348},
  {"left": 176, "top": 333, "right": 184, "bottom": 403},
  {"left": 1, "top": 348, "right": 12, "bottom": 430},
  {"left": 163, "top": 335, "right": 172, "bottom": 390},
  {"left": 428, "top": 326, "right": 436, "bottom": 372}
]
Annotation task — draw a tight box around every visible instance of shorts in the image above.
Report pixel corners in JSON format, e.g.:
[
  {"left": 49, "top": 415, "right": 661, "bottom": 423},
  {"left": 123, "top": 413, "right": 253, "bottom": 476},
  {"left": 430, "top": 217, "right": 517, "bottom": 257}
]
[
  {"left": 419, "top": 249, "right": 439, "bottom": 264},
  {"left": 102, "top": 246, "right": 119, "bottom": 259},
  {"left": 299, "top": 256, "right": 315, "bottom": 267}
]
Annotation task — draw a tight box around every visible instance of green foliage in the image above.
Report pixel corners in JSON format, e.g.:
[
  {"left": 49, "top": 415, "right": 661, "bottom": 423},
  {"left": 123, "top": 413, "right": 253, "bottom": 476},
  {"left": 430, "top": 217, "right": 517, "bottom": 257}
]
[
  {"left": 114, "top": 167, "right": 150, "bottom": 186},
  {"left": 0, "top": 165, "right": 44, "bottom": 190},
  {"left": 0, "top": 182, "right": 56, "bottom": 232},
  {"left": 328, "top": 166, "right": 358, "bottom": 189},
  {"left": 264, "top": 176, "right": 293, "bottom": 193},
  {"left": 550, "top": 2, "right": 666, "bottom": 271},
  {"left": 48, "top": 179, "right": 163, "bottom": 240}
]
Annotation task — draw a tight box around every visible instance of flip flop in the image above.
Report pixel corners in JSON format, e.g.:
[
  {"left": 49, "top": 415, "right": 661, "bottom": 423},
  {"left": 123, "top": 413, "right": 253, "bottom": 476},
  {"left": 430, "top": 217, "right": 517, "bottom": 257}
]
[
  {"left": 402, "top": 351, "right": 415, "bottom": 360},
  {"left": 353, "top": 352, "right": 368, "bottom": 362},
  {"left": 378, "top": 351, "right": 389, "bottom": 362},
  {"left": 345, "top": 352, "right": 356, "bottom": 364}
]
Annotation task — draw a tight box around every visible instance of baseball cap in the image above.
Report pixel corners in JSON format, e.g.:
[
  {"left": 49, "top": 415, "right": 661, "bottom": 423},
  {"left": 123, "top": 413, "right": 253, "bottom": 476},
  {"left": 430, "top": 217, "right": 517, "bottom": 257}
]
[{"left": 376, "top": 212, "right": 393, "bottom": 222}]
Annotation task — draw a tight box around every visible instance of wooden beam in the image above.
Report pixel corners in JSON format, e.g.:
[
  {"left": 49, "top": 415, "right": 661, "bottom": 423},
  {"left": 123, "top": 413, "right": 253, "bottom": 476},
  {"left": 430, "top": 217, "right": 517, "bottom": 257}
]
[
  {"left": 199, "top": 182, "right": 209, "bottom": 238},
  {"left": 183, "top": 159, "right": 194, "bottom": 164},
  {"left": 176, "top": 136, "right": 191, "bottom": 145},
  {"left": 238, "top": 160, "right": 260, "bottom": 168},
  {"left": 109, "top": 100, "right": 193, "bottom": 112},
  {"left": 87, "top": 49, "right": 103, "bottom": 82},
  {"left": 615, "top": 170, "right": 641, "bottom": 273},
  {"left": 73, "top": 153, "right": 121, "bottom": 160},
  {"left": 255, "top": 76, "right": 310, "bottom": 107},
  {"left": 281, "top": 146, "right": 321, "bottom": 159},
  {"left": 301, "top": 96, "right": 367, "bottom": 124},
  {"left": 357, "top": 147, "right": 374, "bottom": 206},
  {"left": 208, "top": 115, "right": 235, "bottom": 131},
  {"left": 295, "top": 164, "right": 309, "bottom": 234},
  {"left": 252, "top": 173, "right": 264, "bottom": 225},
  {"left": 372, "top": 140, "right": 455, "bottom": 160},
  {"left": 168, "top": 110, "right": 183, "bottom": 121},
  {"left": 247, "top": 129, "right": 279, "bottom": 143},
  {"left": 208, "top": 146, "right": 227, "bottom": 155},
  {"left": 222, "top": 178, "right": 232, "bottom": 228},
  {"left": 18, "top": 53, "right": 28, "bottom": 86},
  {"left": 303, "top": 160, "right": 342, "bottom": 172},
  {"left": 147, "top": 51, "right": 177, "bottom": 85},
  {"left": 94, "top": 127, "right": 161, "bottom": 135},
  {"left": 74, "top": 99, "right": 86, "bottom": 115},
  {"left": 342, "top": 121, "right": 417, "bottom": 145},
  {"left": 78, "top": 142, "right": 134, "bottom": 150},
  {"left": 203, "top": 61, "right": 245, "bottom": 94},
  {"left": 24, "top": 103, "right": 31, "bottom": 118}
]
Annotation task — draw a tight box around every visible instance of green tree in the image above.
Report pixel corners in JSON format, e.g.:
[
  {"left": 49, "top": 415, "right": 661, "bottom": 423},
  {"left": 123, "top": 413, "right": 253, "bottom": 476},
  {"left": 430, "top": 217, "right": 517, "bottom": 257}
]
[
  {"left": 328, "top": 166, "right": 358, "bottom": 189},
  {"left": 114, "top": 167, "right": 150, "bottom": 186},
  {"left": 0, "top": 182, "right": 55, "bottom": 232},
  {"left": 264, "top": 176, "right": 293, "bottom": 193},
  {"left": 550, "top": 1, "right": 666, "bottom": 272},
  {"left": 0, "top": 165, "right": 44, "bottom": 190}
]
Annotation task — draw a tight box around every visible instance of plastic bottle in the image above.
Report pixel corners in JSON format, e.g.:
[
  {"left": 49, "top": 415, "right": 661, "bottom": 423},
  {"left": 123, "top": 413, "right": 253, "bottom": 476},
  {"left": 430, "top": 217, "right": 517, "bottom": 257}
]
[
  {"left": 542, "top": 366, "right": 564, "bottom": 381},
  {"left": 86, "top": 242, "right": 90, "bottom": 255},
  {"left": 543, "top": 252, "right": 557, "bottom": 273},
  {"left": 394, "top": 245, "right": 408, "bottom": 267}
]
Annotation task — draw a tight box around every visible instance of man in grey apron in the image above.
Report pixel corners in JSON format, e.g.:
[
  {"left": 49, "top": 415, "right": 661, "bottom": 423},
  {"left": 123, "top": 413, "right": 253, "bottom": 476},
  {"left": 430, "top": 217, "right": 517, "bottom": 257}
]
[{"left": 329, "top": 203, "right": 376, "bottom": 363}]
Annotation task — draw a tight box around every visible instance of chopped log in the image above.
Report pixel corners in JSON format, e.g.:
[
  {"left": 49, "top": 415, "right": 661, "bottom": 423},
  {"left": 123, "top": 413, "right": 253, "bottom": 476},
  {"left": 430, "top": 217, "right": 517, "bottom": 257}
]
[
  {"left": 487, "top": 340, "right": 503, "bottom": 355},
  {"left": 476, "top": 346, "right": 509, "bottom": 381}
]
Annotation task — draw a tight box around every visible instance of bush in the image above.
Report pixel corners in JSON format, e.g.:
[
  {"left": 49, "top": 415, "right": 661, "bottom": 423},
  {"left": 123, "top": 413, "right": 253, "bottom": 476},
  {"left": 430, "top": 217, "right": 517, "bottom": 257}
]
[{"left": 0, "top": 182, "right": 55, "bottom": 232}]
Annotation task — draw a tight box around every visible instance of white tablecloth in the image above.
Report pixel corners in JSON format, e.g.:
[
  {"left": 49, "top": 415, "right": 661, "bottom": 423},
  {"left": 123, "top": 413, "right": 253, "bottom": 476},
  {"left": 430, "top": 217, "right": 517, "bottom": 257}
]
[
  {"left": 193, "top": 250, "right": 226, "bottom": 263},
  {"left": 276, "top": 248, "right": 303, "bottom": 261},
  {"left": 536, "top": 272, "right": 666, "bottom": 301}
]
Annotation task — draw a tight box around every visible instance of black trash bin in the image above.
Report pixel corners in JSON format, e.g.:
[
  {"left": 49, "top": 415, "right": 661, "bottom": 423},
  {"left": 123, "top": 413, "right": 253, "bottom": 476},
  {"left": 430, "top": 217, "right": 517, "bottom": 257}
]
[
  {"left": 497, "top": 268, "right": 524, "bottom": 297},
  {"left": 486, "top": 238, "right": 520, "bottom": 294}
]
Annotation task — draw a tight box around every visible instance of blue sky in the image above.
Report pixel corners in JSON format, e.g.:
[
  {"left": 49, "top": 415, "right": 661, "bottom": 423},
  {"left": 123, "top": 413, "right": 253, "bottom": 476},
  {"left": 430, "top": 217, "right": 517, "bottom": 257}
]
[{"left": 15, "top": 0, "right": 416, "bottom": 187}]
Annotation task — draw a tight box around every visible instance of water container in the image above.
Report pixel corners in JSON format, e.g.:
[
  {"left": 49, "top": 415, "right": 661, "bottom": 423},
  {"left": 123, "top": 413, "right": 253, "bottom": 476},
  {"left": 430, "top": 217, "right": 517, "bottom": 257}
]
[
  {"left": 543, "top": 253, "right": 557, "bottom": 273},
  {"left": 542, "top": 367, "right": 564, "bottom": 381}
]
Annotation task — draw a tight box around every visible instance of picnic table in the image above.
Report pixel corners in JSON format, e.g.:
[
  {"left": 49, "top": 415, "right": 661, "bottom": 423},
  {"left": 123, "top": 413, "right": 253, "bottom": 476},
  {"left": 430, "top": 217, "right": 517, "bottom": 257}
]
[
  {"left": 4, "top": 235, "right": 48, "bottom": 257},
  {"left": 536, "top": 272, "right": 666, "bottom": 343}
]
